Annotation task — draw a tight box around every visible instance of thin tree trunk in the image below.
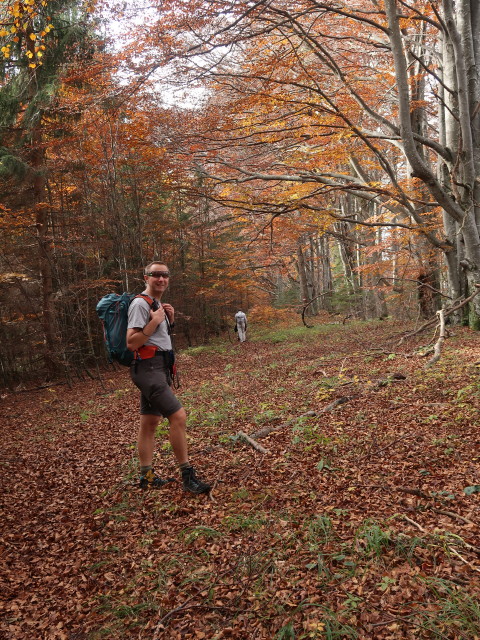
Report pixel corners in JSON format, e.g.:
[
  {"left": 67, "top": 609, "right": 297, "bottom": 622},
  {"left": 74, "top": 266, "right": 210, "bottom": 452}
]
[{"left": 297, "top": 239, "right": 310, "bottom": 313}]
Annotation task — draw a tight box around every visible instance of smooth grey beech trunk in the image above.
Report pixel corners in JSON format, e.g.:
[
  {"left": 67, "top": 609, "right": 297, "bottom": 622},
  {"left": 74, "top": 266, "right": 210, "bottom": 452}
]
[
  {"left": 172, "top": 0, "right": 480, "bottom": 327},
  {"left": 386, "top": 0, "right": 480, "bottom": 327}
]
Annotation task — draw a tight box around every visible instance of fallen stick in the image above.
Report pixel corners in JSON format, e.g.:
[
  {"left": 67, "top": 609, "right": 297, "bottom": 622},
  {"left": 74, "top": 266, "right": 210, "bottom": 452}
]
[
  {"left": 322, "top": 396, "right": 357, "bottom": 411},
  {"left": 401, "top": 515, "right": 426, "bottom": 533},
  {"left": 430, "top": 507, "right": 476, "bottom": 526},
  {"left": 237, "top": 431, "right": 268, "bottom": 454},
  {"left": 239, "top": 372, "right": 403, "bottom": 450},
  {"left": 449, "top": 548, "right": 480, "bottom": 573},
  {"left": 358, "top": 432, "right": 415, "bottom": 461},
  {"left": 250, "top": 398, "right": 356, "bottom": 441},
  {"left": 359, "top": 485, "right": 477, "bottom": 528},
  {"left": 207, "top": 479, "right": 218, "bottom": 502},
  {"left": 251, "top": 410, "right": 317, "bottom": 440},
  {"left": 373, "top": 372, "right": 407, "bottom": 388}
]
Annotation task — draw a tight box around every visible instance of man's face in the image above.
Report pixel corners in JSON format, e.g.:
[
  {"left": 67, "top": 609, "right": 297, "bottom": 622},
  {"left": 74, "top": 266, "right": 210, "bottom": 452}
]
[{"left": 144, "top": 264, "right": 170, "bottom": 296}]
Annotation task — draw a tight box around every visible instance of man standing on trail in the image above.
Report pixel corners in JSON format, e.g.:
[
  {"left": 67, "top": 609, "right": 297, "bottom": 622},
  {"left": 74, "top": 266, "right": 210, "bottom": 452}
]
[
  {"left": 235, "top": 310, "right": 248, "bottom": 342},
  {"left": 126, "top": 261, "right": 211, "bottom": 494}
]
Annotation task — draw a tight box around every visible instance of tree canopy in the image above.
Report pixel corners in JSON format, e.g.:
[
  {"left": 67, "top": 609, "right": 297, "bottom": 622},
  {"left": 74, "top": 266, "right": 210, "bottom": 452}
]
[{"left": 1, "top": 0, "right": 480, "bottom": 384}]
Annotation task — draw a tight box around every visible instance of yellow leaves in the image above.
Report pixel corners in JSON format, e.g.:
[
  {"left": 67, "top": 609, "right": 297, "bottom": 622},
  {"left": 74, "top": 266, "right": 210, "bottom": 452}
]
[
  {"left": 305, "top": 620, "right": 325, "bottom": 634},
  {"left": 0, "top": 0, "right": 55, "bottom": 63},
  {"left": 410, "top": 99, "right": 429, "bottom": 112}
]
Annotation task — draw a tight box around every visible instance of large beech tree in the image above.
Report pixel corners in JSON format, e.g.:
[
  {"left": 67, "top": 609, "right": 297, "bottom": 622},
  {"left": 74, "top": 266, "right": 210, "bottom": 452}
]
[{"left": 139, "top": 0, "right": 480, "bottom": 327}]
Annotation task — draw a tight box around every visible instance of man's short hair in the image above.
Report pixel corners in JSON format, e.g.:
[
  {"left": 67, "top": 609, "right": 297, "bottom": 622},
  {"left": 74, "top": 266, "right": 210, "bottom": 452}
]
[{"left": 144, "top": 260, "right": 168, "bottom": 275}]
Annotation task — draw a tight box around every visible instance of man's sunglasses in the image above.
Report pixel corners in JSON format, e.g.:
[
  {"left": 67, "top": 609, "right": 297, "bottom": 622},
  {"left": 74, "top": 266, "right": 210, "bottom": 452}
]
[{"left": 146, "top": 271, "right": 170, "bottom": 278}]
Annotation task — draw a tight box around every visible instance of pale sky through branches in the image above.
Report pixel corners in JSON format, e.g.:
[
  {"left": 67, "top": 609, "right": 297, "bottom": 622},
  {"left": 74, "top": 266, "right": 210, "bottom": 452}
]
[{"left": 98, "top": 0, "right": 210, "bottom": 108}]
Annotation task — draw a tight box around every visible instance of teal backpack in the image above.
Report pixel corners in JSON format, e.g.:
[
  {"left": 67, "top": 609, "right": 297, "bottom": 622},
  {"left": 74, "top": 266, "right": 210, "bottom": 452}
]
[{"left": 96, "top": 293, "right": 155, "bottom": 366}]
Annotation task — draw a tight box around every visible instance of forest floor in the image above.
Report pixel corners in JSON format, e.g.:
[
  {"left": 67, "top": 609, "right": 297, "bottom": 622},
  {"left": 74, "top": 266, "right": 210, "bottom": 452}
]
[{"left": 1, "top": 318, "right": 480, "bottom": 640}]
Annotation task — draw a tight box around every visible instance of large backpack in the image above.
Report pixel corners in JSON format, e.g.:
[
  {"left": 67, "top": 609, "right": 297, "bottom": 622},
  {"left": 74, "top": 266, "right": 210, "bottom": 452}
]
[{"left": 96, "top": 292, "right": 154, "bottom": 366}]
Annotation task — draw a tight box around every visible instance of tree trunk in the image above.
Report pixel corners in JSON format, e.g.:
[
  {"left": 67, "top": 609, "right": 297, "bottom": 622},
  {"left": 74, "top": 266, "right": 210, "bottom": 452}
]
[
  {"left": 30, "top": 116, "right": 59, "bottom": 375},
  {"left": 318, "top": 234, "right": 333, "bottom": 311},
  {"left": 297, "top": 239, "right": 310, "bottom": 313},
  {"left": 386, "top": 0, "right": 480, "bottom": 327}
]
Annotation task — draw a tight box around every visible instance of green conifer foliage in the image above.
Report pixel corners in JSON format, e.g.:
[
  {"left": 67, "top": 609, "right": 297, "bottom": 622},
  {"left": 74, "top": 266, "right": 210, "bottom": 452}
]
[{"left": 0, "top": 0, "right": 96, "bottom": 382}]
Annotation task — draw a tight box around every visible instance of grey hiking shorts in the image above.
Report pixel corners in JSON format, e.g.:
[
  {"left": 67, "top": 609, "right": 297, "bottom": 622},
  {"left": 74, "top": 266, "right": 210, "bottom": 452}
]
[{"left": 130, "top": 356, "right": 182, "bottom": 418}]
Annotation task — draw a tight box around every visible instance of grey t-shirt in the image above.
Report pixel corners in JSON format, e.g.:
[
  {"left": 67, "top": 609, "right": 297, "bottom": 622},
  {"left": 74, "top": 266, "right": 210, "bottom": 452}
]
[
  {"left": 127, "top": 293, "right": 172, "bottom": 351},
  {"left": 235, "top": 311, "right": 247, "bottom": 325}
]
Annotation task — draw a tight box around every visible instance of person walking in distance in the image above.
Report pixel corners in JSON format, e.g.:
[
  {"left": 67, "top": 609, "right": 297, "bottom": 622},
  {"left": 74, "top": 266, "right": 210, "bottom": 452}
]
[
  {"left": 235, "top": 310, "right": 248, "bottom": 342},
  {"left": 126, "top": 261, "right": 211, "bottom": 494}
]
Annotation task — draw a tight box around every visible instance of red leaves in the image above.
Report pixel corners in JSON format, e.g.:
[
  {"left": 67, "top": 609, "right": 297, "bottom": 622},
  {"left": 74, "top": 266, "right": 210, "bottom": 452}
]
[{"left": 1, "top": 322, "right": 480, "bottom": 638}]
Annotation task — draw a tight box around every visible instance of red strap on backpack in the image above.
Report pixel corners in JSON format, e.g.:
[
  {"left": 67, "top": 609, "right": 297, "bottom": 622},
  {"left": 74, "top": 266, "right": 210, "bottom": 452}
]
[
  {"left": 135, "top": 293, "right": 154, "bottom": 306},
  {"left": 136, "top": 344, "right": 157, "bottom": 359}
]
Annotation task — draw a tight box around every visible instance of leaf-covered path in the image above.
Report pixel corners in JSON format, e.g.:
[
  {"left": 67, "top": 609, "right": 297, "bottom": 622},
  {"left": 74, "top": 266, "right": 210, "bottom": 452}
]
[{"left": 1, "top": 320, "right": 479, "bottom": 639}]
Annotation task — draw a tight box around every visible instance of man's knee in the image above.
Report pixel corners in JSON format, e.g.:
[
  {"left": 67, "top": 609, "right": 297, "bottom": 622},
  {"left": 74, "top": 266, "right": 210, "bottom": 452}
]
[
  {"left": 140, "top": 414, "right": 161, "bottom": 433},
  {"left": 168, "top": 407, "right": 187, "bottom": 429}
]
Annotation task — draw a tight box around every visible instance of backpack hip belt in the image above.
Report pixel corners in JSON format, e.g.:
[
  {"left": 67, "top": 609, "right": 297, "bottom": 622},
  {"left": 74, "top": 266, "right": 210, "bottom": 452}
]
[{"left": 135, "top": 344, "right": 158, "bottom": 360}]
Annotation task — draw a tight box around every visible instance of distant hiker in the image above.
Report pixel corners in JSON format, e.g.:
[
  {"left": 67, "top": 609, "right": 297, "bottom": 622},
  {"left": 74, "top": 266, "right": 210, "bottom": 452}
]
[
  {"left": 126, "top": 261, "right": 210, "bottom": 494},
  {"left": 235, "top": 310, "right": 248, "bottom": 342}
]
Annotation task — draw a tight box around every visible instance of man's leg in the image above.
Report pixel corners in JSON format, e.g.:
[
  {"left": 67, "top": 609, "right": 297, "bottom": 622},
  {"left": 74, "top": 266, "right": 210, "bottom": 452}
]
[
  {"left": 167, "top": 408, "right": 189, "bottom": 465},
  {"left": 239, "top": 323, "right": 246, "bottom": 342},
  {"left": 138, "top": 414, "right": 160, "bottom": 467},
  {"left": 167, "top": 407, "right": 211, "bottom": 494},
  {"left": 137, "top": 414, "right": 174, "bottom": 488}
]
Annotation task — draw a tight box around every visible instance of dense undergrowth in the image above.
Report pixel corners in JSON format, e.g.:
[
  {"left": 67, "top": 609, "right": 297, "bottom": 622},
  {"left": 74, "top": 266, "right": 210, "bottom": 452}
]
[{"left": 1, "top": 319, "right": 479, "bottom": 639}]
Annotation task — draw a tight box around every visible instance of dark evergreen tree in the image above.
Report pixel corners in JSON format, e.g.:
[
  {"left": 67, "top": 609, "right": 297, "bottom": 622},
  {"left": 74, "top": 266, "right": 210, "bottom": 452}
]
[{"left": 0, "top": 0, "right": 97, "bottom": 383}]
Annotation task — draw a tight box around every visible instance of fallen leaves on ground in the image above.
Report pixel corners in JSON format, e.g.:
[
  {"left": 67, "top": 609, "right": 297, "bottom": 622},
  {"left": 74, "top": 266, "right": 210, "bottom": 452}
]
[{"left": 1, "top": 319, "right": 479, "bottom": 639}]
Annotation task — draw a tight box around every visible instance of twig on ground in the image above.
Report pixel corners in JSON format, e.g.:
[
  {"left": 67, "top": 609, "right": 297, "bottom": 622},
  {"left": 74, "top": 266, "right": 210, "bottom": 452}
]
[
  {"left": 373, "top": 372, "right": 407, "bottom": 388},
  {"left": 237, "top": 431, "right": 268, "bottom": 454},
  {"left": 395, "top": 486, "right": 431, "bottom": 500},
  {"left": 153, "top": 602, "right": 245, "bottom": 639},
  {"left": 449, "top": 548, "right": 480, "bottom": 572},
  {"left": 207, "top": 480, "right": 218, "bottom": 502},
  {"left": 358, "top": 432, "right": 415, "bottom": 461},
  {"left": 322, "top": 396, "right": 356, "bottom": 412},
  {"left": 401, "top": 515, "right": 426, "bottom": 532},
  {"left": 153, "top": 595, "right": 198, "bottom": 639},
  {"left": 359, "top": 485, "right": 478, "bottom": 530},
  {"left": 250, "top": 398, "right": 356, "bottom": 441},
  {"left": 250, "top": 410, "right": 317, "bottom": 440},
  {"left": 429, "top": 507, "right": 476, "bottom": 526}
]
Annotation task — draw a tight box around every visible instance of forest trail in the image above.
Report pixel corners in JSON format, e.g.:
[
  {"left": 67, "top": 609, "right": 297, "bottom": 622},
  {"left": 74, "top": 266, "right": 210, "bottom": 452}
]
[{"left": 1, "top": 320, "right": 479, "bottom": 639}]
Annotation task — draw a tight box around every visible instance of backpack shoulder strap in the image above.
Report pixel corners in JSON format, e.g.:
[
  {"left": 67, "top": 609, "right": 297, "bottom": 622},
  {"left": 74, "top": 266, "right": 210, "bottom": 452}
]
[
  {"left": 133, "top": 294, "right": 172, "bottom": 334},
  {"left": 134, "top": 293, "right": 154, "bottom": 306}
]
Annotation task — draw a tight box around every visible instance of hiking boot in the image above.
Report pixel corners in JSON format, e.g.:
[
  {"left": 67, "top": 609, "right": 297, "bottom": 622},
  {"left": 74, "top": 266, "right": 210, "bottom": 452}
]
[
  {"left": 139, "top": 469, "right": 174, "bottom": 489},
  {"left": 182, "top": 466, "right": 211, "bottom": 494}
]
